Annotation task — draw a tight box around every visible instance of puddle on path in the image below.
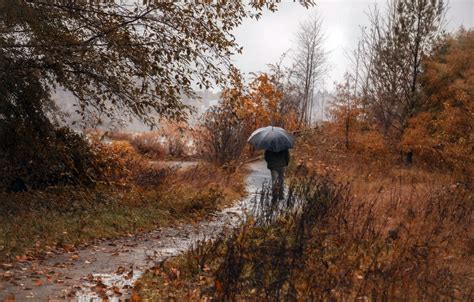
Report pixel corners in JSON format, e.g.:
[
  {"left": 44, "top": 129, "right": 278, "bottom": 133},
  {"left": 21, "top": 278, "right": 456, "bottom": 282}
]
[{"left": 0, "top": 160, "right": 269, "bottom": 301}]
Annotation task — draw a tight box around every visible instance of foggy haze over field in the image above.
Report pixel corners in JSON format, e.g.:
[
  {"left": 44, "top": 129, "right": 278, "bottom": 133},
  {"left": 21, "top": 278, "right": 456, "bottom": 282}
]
[{"left": 54, "top": 89, "right": 221, "bottom": 132}]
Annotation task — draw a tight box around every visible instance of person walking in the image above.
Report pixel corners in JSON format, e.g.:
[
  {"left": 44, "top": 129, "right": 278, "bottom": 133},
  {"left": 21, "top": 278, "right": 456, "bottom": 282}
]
[
  {"left": 247, "top": 126, "right": 295, "bottom": 201},
  {"left": 264, "top": 149, "right": 290, "bottom": 200}
]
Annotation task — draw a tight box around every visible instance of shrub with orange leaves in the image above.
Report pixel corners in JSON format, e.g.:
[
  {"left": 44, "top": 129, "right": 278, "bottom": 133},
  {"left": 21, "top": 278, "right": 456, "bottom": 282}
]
[
  {"left": 89, "top": 138, "right": 147, "bottom": 183},
  {"left": 402, "top": 29, "right": 474, "bottom": 179}
]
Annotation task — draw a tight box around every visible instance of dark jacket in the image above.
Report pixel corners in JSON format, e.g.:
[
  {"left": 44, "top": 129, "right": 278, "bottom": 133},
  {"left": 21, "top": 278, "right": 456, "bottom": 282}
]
[{"left": 264, "top": 150, "right": 290, "bottom": 170}]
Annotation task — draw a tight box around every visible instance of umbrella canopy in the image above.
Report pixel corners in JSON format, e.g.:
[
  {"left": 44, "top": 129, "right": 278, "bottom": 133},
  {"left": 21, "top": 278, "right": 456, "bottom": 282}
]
[{"left": 247, "top": 126, "right": 295, "bottom": 152}]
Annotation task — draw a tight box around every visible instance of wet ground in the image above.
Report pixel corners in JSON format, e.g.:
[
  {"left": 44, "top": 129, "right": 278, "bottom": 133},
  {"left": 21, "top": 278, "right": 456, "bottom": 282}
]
[{"left": 0, "top": 160, "right": 269, "bottom": 301}]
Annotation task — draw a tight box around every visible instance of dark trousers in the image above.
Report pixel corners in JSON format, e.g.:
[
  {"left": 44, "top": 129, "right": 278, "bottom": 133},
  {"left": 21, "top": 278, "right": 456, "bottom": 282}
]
[{"left": 270, "top": 167, "right": 285, "bottom": 200}]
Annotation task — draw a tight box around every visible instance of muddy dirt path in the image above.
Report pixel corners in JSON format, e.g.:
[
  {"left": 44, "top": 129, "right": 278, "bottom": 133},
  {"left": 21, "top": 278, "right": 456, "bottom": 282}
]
[{"left": 0, "top": 161, "right": 269, "bottom": 301}]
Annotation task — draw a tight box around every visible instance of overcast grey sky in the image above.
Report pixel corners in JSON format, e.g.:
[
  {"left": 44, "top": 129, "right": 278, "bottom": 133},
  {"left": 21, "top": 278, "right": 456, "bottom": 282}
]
[{"left": 232, "top": 0, "right": 474, "bottom": 91}]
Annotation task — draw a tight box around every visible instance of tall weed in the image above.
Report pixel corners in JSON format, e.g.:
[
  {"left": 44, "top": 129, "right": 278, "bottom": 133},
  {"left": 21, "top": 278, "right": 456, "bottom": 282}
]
[{"left": 137, "top": 173, "right": 473, "bottom": 301}]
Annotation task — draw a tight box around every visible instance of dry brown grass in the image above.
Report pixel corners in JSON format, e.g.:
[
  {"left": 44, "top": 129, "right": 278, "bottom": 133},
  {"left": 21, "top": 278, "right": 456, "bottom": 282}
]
[
  {"left": 162, "top": 163, "right": 247, "bottom": 209},
  {"left": 105, "top": 131, "right": 167, "bottom": 160},
  {"left": 105, "top": 126, "right": 192, "bottom": 160},
  {"left": 134, "top": 125, "right": 473, "bottom": 301},
  {"left": 291, "top": 126, "right": 474, "bottom": 300},
  {"left": 136, "top": 171, "right": 473, "bottom": 301}
]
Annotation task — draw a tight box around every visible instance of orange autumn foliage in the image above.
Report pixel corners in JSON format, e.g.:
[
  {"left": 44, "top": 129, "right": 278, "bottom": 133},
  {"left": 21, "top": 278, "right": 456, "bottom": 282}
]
[
  {"left": 198, "top": 71, "right": 299, "bottom": 165},
  {"left": 240, "top": 74, "right": 281, "bottom": 128},
  {"left": 402, "top": 29, "right": 474, "bottom": 178},
  {"left": 91, "top": 139, "right": 146, "bottom": 183},
  {"left": 238, "top": 73, "right": 298, "bottom": 131},
  {"left": 329, "top": 81, "right": 387, "bottom": 157}
]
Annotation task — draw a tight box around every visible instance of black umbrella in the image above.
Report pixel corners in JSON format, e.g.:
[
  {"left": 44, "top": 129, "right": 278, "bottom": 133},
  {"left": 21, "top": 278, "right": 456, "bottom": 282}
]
[{"left": 247, "top": 126, "right": 295, "bottom": 152}]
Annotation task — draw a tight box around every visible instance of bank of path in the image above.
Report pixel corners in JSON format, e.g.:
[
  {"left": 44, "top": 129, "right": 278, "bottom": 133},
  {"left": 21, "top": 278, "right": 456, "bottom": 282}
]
[{"left": 0, "top": 160, "right": 269, "bottom": 301}]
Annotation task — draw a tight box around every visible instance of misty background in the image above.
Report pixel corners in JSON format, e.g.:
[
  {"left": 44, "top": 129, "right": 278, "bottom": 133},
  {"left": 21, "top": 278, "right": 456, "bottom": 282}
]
[{"left": 55, "top": 0, "right": 473, "bottom": 131}]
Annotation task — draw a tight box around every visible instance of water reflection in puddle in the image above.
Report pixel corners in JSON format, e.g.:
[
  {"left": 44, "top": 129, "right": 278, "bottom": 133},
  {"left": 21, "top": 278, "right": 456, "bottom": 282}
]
[
  {"left": 74, "top": 247, "right": 185, "bottom": 301},
  {"left": 73, "top": 161, "right": 269, "bottom": 301},
  {"left": 75, "top": 270, "right": 142, "bottom": 302}
]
